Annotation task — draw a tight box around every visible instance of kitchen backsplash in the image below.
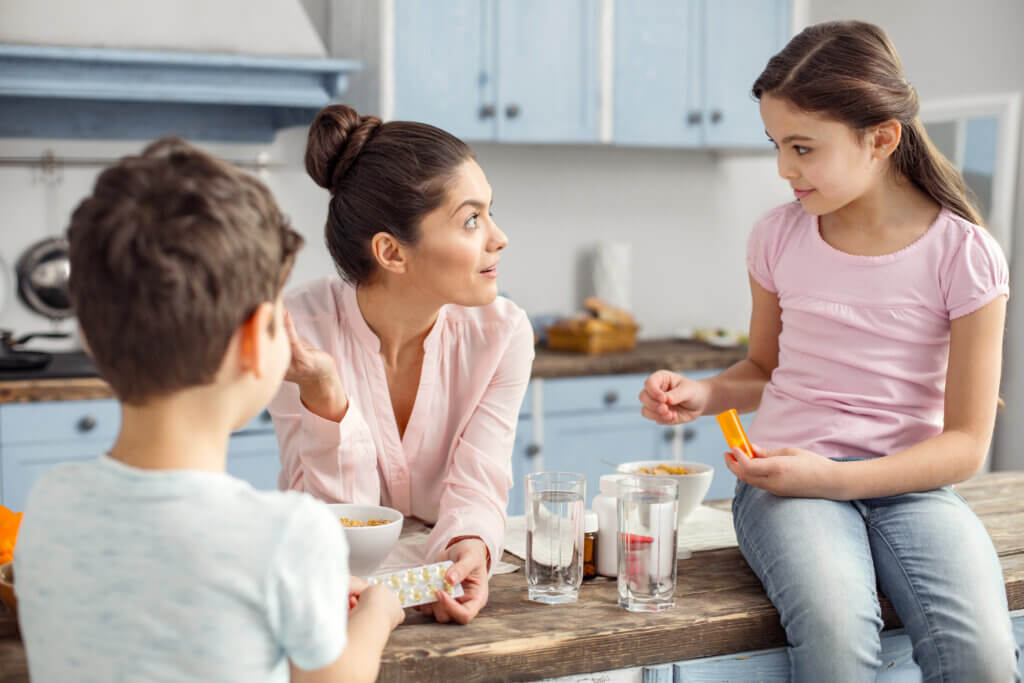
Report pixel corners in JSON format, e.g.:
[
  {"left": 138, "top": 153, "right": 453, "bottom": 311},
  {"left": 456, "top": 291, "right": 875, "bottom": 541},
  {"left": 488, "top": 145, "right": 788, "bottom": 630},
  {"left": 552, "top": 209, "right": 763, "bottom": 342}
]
[{"left": 0, "top": 129, "right": 789, "bottom": 349}]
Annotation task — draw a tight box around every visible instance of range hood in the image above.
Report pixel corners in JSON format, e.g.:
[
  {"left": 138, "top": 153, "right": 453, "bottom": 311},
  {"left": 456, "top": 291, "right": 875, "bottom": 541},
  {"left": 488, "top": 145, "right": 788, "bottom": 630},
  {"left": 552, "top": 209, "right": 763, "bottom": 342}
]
[{"left": 0, "top": 0, "right": 360, "bottom": 142}]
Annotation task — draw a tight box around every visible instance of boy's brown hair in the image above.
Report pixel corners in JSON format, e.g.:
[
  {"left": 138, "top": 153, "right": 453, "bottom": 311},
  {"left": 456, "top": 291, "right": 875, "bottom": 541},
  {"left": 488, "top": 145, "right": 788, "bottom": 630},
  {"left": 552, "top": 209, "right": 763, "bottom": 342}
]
[{"left": 68, "top": 137, "right": 303, "bottom": 405}]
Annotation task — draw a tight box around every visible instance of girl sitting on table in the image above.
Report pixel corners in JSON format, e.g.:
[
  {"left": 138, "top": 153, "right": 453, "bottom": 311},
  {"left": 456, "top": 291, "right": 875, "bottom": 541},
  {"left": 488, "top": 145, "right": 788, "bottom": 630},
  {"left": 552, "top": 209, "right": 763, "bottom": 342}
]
[
  {"left": 268, "top": 105, "right": 534, "bottom": 625},
  {"left": 639, "top": 20, "right": 1018, "bottom": 681}
]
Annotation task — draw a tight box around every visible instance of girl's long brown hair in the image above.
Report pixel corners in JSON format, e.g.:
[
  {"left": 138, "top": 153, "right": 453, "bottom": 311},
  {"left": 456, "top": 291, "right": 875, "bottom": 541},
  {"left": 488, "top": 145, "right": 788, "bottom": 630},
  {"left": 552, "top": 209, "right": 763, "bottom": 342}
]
[{"left": 752, "top": 20, "right": 983, "bottom": 226}]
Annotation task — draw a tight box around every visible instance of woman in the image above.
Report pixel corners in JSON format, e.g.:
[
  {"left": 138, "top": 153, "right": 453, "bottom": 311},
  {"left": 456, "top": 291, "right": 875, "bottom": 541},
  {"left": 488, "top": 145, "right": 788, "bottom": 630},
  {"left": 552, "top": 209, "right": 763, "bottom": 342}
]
[{"left": 268, "top": 105, "right": 534, "bottom": 624}]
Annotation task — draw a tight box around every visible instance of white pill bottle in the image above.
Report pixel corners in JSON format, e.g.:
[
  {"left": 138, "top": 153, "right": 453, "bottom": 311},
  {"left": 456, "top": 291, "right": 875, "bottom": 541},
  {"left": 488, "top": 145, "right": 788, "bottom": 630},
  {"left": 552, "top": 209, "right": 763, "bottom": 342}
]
[{"left": 593, "top": 473, "right": 631, "bottom": 577}]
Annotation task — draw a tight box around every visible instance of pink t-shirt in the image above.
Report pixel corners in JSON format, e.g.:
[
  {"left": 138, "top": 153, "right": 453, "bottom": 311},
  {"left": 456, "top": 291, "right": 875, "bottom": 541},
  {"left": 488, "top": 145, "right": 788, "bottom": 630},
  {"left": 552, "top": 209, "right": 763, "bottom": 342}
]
[
  {"left": 746, "top": 202, "right": 1009, "bottom": 460},
  {"left": 268, "top": 277, "right": 535, "bottom": 568}
]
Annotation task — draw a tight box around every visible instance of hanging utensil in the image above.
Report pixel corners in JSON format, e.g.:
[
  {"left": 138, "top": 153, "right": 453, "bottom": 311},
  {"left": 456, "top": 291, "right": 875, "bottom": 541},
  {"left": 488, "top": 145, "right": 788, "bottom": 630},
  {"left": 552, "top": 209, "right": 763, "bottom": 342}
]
[{"left": 15, "top": 237, "right": 72, "bottom": 320}]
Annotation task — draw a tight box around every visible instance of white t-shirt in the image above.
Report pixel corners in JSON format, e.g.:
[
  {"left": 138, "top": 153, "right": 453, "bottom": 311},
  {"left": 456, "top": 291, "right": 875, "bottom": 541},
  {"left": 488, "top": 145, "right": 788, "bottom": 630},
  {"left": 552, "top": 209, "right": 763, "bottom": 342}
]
[{"left": 15, "top": 454, "right": 349, "bottom": 682}]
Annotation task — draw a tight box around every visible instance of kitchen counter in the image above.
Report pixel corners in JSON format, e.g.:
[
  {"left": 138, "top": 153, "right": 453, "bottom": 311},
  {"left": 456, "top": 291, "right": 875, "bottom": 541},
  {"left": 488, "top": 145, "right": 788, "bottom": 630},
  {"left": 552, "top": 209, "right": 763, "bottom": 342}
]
[
  {"left": 0, "top": 340, "right": 747, "bottom": 403},
  {"left": 0, "top": 472, "right": 1020, "bottom": 681}
]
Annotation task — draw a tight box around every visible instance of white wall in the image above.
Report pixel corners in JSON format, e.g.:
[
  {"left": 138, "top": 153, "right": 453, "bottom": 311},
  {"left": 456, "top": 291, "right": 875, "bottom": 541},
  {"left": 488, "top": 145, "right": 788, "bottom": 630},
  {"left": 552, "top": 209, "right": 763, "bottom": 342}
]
[{"left": 803, "top": 0, "right": 1024, "bottom": 469}]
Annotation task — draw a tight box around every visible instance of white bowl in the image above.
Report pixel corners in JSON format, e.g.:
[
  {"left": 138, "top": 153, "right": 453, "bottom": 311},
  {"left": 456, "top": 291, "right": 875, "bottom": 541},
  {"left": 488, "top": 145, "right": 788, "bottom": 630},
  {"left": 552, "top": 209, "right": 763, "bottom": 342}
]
[
  {"left": 614, "top": 461, "right": 714, "bottom": 525},
  {"left": 324, "top": 503, "right": 403, "bottom": 577}
]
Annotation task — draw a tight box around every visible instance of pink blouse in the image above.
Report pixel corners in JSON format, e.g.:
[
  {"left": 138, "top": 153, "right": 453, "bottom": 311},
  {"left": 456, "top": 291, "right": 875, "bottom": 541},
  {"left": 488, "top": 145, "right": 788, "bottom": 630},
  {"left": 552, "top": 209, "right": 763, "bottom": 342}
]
[{"left": 267, "top": 277, "right": 535, "bottom": 569}]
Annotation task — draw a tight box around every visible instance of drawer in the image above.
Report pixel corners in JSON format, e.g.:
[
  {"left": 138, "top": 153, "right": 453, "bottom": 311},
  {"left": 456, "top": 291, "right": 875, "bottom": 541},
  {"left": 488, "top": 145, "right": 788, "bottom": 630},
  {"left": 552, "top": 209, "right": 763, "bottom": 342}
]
[
  {"left": 543, "top": 373, "right": 648, "bottom": 415},
  {"left": 0, "top": 399, "right": 121, "bottom": 445}
]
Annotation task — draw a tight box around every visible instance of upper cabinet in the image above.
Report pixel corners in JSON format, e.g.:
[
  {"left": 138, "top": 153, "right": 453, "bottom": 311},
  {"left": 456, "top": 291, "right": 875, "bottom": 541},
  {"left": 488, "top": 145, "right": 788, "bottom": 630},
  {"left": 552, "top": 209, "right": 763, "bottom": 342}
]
[
  {"left": 325, "top": 0, "right": 791, "bottom": 148},
  {"left": 614, "top": 0, "right": 791, "bottom": 148},
  {"left": 392, "top": 0, "right": 601, "bottom": 143}
]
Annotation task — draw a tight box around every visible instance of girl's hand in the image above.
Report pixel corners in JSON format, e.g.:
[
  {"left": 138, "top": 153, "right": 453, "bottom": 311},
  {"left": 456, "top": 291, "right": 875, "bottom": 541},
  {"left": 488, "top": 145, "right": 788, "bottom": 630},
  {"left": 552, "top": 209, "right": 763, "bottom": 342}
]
[
  {"left": 638, "top": 370, "right": 709, "bottom": 425},
  {"left": 724, "top": 443, "right": 843, "bottom": 499},
  {"left": 283, "top": 310, "right": 349, "bottom": 422},
  {"left": 417, "top": 538, "right": 490, "bottom": 625}
]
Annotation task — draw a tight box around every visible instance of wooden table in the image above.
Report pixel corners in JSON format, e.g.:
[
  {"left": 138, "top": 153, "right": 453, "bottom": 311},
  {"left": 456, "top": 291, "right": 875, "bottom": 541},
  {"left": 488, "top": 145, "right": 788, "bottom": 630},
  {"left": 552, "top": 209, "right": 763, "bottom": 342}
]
[{"left": 1, "top": 472, "right": 1021, "bottom": 682}]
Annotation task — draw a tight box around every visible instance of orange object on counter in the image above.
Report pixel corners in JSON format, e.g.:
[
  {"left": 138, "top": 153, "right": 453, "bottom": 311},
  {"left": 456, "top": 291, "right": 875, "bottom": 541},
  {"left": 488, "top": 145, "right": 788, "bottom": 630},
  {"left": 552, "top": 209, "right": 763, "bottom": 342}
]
[
  {"left": 0, "top": 507, "right": 23, "bottom": 565},
  {"left": 716, "top": 409, "right": 754, "bottom": 458}
]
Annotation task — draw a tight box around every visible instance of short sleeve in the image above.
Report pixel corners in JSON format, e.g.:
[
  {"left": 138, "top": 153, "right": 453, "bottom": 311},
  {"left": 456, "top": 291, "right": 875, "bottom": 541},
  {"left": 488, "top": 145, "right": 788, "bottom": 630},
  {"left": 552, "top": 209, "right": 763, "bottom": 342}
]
[
  {"left": 943, "top": 225, "right": 1010, "bottom": 319},
  {"left": 746, "top": 206, "right": 789, "bottom": 294},
  {"left": 266, "top": 497, "right": 349, "bottom": 671}
]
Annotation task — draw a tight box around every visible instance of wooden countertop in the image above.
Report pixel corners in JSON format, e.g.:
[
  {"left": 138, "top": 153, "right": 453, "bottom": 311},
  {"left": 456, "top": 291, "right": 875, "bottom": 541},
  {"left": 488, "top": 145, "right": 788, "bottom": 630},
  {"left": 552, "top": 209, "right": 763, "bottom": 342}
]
[
  {"left": 531, "top": 339, "right": 746, "bottom": 379},
  {"left": 0, "top": 472, "right": 1020, "bottom": 682},
  {"left": 0, "top": 340, "right": 746, "bottom": 404}
]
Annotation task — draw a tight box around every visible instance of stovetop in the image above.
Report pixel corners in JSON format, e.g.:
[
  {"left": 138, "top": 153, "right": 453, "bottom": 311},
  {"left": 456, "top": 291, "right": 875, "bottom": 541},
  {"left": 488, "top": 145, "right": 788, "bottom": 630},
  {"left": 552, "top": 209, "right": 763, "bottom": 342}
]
[{"left": 0, "top": 350, "right": 99, "bottom": 381}]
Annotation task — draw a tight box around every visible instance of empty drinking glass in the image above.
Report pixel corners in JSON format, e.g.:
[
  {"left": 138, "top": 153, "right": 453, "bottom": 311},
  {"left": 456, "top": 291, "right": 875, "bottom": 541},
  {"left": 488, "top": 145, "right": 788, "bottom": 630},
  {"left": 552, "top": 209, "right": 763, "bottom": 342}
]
[
  {"left": 617, "top": 477, "right": 679, "bottom": 612},
  {"left": 525, "top": 472, "right": 586, "bottom": 604}
]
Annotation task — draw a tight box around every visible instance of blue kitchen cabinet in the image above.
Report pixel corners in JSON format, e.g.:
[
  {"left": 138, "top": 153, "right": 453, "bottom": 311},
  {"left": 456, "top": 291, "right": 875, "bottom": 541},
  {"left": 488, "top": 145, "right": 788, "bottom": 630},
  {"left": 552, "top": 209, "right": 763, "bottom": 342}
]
[
  {"left": 542, "top": 409, "right": 666, "bottom": 507},
  {"left": 703, "top": 0, "right": 792, "bottom": 147},
  {"left": 506, "top": 381, "right": 537, "bottom": 516},
  {"left": 613, "top": 1, "right": 701, "bottom": 146},
  {"left": 393, "top": 0, "right": 600, "bottom": 143},
  {"left": 0, "top": 400, "right": 283, "bottom": 510},
  {"left": 392, "top": 0, "right": 496, "bottom": 141},
  {"left": 614, "top": 0, "right": 790, "bottom": 147}
]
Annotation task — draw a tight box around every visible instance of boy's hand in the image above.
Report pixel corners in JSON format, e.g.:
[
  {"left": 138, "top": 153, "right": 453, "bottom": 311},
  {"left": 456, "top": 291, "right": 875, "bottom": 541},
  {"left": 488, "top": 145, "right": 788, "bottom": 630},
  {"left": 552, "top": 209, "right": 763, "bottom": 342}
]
[
  {"left": 417, "top": 538, "right": 489, "bottom": 625},
  {"left": 347, "top": 576, "right": 368, "bottom": 610},
  {"left": 639, "top": 370, "right": 708, "bottom": 425},
  {"left": 724, "top": 443, "right": 843, "bottom": 499},
  {"left": 283, "top": 310, "right": 349, "bottom": 422},
  {"left": 353, "top": 584, "right": 405, "bottom": 631}
]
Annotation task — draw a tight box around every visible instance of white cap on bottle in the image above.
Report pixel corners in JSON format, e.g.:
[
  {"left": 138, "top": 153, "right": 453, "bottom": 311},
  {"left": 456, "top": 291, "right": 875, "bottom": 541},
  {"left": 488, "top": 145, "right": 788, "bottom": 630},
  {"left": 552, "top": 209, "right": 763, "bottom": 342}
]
[
  {"left": 599, "top": 473, "right": 631, "bottom": 497},
  {"left": 584, "top": 510, "right": 599, "bottom": 533}
]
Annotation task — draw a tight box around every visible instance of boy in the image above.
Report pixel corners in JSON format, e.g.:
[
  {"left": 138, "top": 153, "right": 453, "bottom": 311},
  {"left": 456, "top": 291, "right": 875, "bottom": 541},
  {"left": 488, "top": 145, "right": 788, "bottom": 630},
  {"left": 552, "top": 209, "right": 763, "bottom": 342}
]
[{"left": 14, "top": 138, "right": 403, "bottom": 682}]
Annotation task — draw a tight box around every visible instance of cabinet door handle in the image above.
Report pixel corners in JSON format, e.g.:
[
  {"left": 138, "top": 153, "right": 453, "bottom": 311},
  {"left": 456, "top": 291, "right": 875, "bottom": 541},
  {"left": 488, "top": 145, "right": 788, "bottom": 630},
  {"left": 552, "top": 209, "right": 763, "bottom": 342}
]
[
  {"left": 260, "top": 410, "right": 272, "bottom": 423},
  {"left": 710, "top": 109, "right": 723, "bottom": 124},
  {"left": 687, "top": 111, "right": 703, "bottom": 125},
  {"left": 663, "top": 428, "right": 677, "bottom": 443},
  {"left": 77, "top": 416, "right": 97, "bottom": 433},
  {"left": 683, "top": 426, "right": 697, "bottom": 442},
  {"left": 479, "top": 104, "right": 496, "bottom": 119},
  {"left": 603, "top": 390, "right": 619, "bottom": 406},
  {"left": 525, "top": 443, "right": 541, "bottom": 458},
  {"left": 505, "top": 103, "right": 521, "bottom": 119}
]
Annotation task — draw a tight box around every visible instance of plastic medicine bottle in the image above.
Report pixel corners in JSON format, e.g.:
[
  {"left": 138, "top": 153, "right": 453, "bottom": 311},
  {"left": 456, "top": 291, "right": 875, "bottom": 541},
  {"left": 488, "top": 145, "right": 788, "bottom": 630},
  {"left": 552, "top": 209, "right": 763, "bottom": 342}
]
[
  {"left": 583, "top": 510, "right": 598, "bottom": 580},
  {"left": 593, "top": 473, "right": 630, "bottom": 577}
]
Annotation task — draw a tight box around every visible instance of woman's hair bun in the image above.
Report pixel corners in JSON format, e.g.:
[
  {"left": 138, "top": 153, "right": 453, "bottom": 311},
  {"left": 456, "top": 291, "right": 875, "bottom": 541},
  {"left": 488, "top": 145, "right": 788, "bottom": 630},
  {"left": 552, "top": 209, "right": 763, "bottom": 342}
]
[{"left": 305, "top": 105, "right": 382, "bottom": 190}]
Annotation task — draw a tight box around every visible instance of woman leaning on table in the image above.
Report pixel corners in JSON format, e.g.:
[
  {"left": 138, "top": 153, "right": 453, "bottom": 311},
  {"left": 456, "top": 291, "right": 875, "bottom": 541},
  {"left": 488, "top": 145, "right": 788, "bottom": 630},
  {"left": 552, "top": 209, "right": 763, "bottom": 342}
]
[{"left": 267, "top": 104, "right": 534, "bottom": 624}]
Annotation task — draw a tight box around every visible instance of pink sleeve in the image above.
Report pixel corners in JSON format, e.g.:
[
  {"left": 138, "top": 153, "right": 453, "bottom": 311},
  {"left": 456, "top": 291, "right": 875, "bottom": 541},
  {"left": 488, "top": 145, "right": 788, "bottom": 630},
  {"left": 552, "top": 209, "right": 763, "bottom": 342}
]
[
  {"left": 424, "top": 312, "right": 535, "bottom": 573},
  {"left": 943, "top": 225, "right": 1010, "bottom": 319},
  {"left": 746, "top": 207, "right": 785, "bottom": 293},
  {"left": 267, "top": 382, "right": 381, "bottom": 504}
]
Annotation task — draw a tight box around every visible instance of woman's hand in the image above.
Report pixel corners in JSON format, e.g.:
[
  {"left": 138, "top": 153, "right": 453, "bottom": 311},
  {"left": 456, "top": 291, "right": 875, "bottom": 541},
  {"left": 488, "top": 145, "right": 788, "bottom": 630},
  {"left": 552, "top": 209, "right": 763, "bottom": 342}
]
[
  {"left": 724, "top": 443, "right": 844, "bottom": 499},
  {"left": 283, "top": 310, "right": 349, "bottom": 422},
  {"left": 638, "top": 370, "right": 709, "bottom": 425},
  {"left": 417, "top": 537, "right": 490, "bottom": 624}
]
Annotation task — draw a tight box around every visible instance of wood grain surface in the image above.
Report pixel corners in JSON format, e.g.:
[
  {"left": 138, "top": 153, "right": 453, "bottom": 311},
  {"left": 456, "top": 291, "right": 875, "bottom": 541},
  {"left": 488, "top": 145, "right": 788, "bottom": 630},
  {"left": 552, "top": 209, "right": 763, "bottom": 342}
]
[{"left": 0, "top": 473, "right": 1018, "bottom": 682}]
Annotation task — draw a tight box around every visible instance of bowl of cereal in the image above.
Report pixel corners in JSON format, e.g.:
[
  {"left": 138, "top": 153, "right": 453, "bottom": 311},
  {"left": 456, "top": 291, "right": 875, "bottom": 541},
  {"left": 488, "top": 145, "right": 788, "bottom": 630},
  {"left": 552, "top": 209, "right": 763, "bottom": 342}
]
[
  {"left": 615, "top": 461, "right": 714, "bottom": 525},
  {"left": 325, "top": 503, "right": 404, "bottom": 577}
]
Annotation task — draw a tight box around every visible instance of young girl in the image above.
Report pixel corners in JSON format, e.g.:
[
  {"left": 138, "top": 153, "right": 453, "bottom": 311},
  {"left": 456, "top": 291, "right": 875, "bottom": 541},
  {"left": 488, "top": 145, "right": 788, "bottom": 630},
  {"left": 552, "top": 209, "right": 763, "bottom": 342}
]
[
  {"left": 640, "top": 21, "right": 1019, "bottom": 681},
  {"left": 269, "top": 105, "right": 534, "bottom": 625}
]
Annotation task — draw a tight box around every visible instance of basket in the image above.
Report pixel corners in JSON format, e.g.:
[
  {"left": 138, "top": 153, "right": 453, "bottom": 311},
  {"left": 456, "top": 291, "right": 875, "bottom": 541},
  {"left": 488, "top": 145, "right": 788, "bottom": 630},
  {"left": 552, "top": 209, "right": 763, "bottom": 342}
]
[{"left": 545, "top": 324, "right": 638, "bottom": 354}]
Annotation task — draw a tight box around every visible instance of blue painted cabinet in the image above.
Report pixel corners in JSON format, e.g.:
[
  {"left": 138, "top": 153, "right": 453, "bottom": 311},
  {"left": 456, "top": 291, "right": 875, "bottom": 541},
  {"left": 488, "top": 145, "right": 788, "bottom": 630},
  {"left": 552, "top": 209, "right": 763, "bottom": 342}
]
[
  {"left": 614, "top": 0, "right": 790, "bottom": 147},
  {"left": 0, "top": 400, "right": 283, "bottom": 510},
  {"left": 393, "top": 0, "right": 600, "bottom": 143}
]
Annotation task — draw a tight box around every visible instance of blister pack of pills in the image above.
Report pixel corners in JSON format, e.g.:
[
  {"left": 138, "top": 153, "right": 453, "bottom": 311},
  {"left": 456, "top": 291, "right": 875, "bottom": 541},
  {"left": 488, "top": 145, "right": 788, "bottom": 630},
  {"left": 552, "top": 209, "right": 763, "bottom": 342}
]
[{"left": 368, "top": 560, "right": 465, "bottom": 608}]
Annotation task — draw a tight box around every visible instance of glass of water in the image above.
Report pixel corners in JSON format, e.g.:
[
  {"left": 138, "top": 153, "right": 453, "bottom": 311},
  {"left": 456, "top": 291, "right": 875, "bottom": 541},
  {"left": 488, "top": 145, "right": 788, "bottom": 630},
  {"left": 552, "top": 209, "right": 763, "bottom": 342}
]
[
  {"left": 617, "top": 477, "right": 679, "bottom": 612},
  {"left": 525, "top": 471, "right": 586, "bottom": 604}
]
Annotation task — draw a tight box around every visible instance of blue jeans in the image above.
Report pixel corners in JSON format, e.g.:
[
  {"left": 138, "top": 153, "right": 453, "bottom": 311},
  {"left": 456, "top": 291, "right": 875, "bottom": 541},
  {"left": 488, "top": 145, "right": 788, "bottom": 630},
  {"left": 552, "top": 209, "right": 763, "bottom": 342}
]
[{"left": 732, "top": 479, "right": 1020, "bottom": 682}]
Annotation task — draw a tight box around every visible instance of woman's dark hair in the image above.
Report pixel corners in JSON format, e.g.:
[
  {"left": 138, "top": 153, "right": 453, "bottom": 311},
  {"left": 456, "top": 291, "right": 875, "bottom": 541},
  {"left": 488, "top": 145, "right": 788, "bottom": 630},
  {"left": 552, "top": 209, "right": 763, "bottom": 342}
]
[
  {"left": 753, "top": 20, "right": 983, "bottom": 225},
  {"left": 305, "top": 105, "right": 475, "bottom": 284}
]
